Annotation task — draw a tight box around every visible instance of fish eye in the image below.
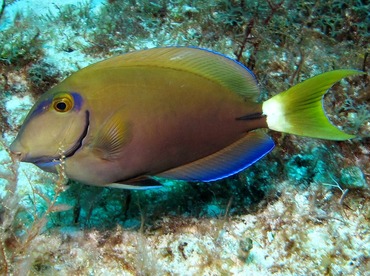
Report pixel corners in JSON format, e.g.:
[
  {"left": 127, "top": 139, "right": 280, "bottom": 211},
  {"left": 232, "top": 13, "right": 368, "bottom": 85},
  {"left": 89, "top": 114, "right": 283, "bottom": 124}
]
[
  {"left": 56, "top": 102, "right": 67, "bottom": 111},
  {"left": 52, "top": 93, "right": 74, "bottom": 113}
]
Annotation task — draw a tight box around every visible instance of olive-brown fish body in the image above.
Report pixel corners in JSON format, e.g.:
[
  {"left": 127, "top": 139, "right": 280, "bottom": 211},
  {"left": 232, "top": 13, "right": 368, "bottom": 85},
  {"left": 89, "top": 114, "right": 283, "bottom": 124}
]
[
  {"left": 9, "top": 47, "right": 360, "bottom": 188},
  {"left": 56, "top": 65, "right": 265, "bottom": 185}
]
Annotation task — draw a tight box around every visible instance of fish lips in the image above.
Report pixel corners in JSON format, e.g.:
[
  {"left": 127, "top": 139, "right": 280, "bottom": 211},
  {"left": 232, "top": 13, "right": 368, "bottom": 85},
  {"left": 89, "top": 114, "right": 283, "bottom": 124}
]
[{"left": 13, "top": 110, "right": 90, "bottom": 170}]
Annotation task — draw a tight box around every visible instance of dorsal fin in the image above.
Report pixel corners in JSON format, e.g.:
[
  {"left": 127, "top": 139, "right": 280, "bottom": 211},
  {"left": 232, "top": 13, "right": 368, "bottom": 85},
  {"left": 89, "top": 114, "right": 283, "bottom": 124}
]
[
  {"left": 157, "top": 132, "right": 274, "bottom": 182},
  {"left": 83, "top": 47, "right": 260, "bottom": 102}
]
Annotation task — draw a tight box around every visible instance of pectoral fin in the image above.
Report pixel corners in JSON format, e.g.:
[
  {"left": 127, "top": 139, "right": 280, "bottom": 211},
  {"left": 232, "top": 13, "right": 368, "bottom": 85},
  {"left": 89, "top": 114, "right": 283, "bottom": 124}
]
[{"left": 92, "top": 110, "right": 131, "bottom": 160}]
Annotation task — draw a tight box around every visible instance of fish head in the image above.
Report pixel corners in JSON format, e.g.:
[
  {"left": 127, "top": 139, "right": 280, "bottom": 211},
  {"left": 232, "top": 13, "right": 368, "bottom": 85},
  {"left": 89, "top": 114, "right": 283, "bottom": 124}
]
[{"left": 10, "top": 90, "right": 89, "bottom": 172}]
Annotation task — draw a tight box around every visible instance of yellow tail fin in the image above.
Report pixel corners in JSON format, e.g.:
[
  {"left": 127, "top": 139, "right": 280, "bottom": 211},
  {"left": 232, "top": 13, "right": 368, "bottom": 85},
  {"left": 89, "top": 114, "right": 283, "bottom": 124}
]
[{"left": 262, "top": 70, "right": 363, "bottom": 140}]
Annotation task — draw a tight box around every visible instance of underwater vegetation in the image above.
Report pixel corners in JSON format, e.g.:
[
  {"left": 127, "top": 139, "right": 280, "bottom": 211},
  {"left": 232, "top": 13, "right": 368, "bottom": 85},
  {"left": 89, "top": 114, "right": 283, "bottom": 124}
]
[{"left": 0, "top": 0, "right": 369, "bottom": 274}]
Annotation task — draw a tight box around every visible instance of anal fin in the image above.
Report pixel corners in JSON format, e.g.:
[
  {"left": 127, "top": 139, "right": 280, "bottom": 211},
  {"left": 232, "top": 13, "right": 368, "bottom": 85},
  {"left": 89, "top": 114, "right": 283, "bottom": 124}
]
[{"left": 158, "top": 132, "right": 275, "bottom": 182}]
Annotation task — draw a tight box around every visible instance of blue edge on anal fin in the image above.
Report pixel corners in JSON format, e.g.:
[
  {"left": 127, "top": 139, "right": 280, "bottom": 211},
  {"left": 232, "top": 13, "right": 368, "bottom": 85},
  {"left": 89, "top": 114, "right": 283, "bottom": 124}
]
[
  {"left": 158, "top": 132, "right": 275, "bottom": 182},
  {"left": 202, "top": 133, "right": 275, "bottom": 182}
]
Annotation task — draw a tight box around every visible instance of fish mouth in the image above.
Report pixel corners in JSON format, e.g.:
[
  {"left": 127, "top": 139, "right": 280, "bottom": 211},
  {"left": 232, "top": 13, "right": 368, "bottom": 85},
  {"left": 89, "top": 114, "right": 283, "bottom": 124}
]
[{"left": 25, "top": 110, "right": 90, "bottom": 168}]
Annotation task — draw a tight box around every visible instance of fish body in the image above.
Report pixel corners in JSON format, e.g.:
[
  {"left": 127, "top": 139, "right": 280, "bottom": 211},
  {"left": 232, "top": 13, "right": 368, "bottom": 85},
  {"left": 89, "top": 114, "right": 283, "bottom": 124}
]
[{"left": 9, "top": 47, "right": 361, "bottom": 188}]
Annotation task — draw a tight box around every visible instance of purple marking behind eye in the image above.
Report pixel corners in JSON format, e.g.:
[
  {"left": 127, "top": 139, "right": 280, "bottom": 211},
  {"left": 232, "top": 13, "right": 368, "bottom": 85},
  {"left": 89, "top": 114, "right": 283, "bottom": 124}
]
[{"left": 71, "top": 92, "right": 83, "bottom": 111}]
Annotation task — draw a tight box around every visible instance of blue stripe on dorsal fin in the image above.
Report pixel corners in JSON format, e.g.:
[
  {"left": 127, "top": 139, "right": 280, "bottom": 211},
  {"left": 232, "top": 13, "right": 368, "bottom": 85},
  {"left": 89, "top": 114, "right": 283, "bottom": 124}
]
[
  {"left": 157, "top": 132, "right": 275, "bottom": 182},
  {"left": 187, "top": 46, "right": 257, "bottom": 81}
]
